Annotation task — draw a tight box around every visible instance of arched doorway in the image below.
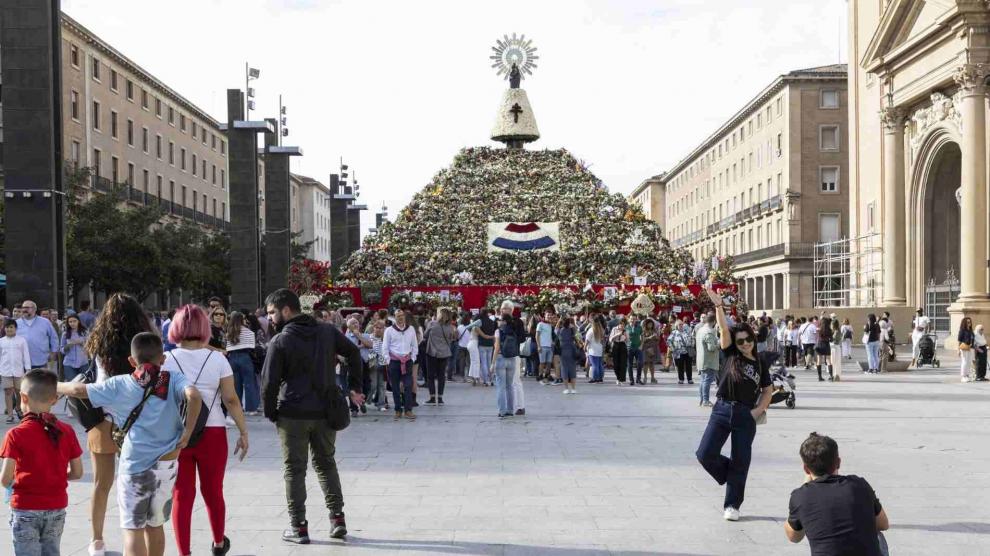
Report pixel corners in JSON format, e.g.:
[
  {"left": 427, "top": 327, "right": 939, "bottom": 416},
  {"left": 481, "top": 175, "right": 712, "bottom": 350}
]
[{"left": 921, "top": 141, "right": 961, "bottom": 334}]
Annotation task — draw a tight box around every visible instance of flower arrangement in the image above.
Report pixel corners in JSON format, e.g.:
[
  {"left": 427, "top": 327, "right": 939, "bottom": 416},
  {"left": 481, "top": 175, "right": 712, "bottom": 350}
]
[
  {"left": 388, "top": 290, "right": 464, "bottom": 313},
  {"left": 287, "top": 259, "right": 332, "bottom": 296},
  {"left": 338, "top": 147, "right": 704, "bottom": 286},
  {"left": 320, "top": 290, "right": 355, "bottom": 310}
]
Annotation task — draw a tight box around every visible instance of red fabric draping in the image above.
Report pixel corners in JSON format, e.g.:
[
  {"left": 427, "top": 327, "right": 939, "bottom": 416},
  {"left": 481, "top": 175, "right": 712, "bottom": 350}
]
[{"left": 325, "top": 283, "right": 737, "bottom": 315}]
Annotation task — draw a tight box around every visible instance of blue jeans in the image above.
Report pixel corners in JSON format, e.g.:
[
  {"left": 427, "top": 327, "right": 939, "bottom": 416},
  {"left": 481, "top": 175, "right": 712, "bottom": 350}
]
[
  {"left": 370, "top": 364, "right": 387, "bottom": 407},
  {"left": 478, "top": 346, "right": 494, "bottom": 384},
  {"left": 698, "top": 369, "right": 716, "bottom": 403},
  {"left": 10, "top": 508, "right": 65, "bottom": 556},
  {"left": 627, "top": 347, "right": 643, "bottom": 381},
  {"left": 62, "top": 364, "right": 85, "bottom": 382},
  {"left": 228, "top": 350, "right": 260, "bottom": 411},
  {"left": 494, "top": 355, "right": 516, "bottom": 416},
  {"left": 696, "top": 400, "right": 757, "bottom": 510},
  {"left": 589, "top": 355, "right": 604, "bottom": 381},
  {"left": 866, "top": 341, "right": 881, "bottom": 370}
]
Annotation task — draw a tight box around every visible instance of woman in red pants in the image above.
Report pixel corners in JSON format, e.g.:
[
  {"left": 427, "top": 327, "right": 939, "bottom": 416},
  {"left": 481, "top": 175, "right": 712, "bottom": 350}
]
[{"left": 164, "top": 305, "right": 249, "bottom": 556}]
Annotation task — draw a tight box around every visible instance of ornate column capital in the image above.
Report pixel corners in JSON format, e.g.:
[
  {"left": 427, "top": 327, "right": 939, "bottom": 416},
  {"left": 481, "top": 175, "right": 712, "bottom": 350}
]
[
  {"left": 879, "top": 106, "right": 906, "bottom": 132},
  {"left": 953, "top": 63, "right": 987, "bottom": 95}
]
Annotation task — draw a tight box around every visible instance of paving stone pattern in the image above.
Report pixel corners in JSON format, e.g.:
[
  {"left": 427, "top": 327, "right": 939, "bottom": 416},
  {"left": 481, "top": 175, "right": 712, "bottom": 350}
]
[{"left": 5, "top": 347, "right": 989, "bottom": 555}]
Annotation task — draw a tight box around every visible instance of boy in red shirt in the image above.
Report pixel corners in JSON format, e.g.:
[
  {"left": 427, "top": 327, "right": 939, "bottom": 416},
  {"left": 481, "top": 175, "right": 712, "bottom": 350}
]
[{"left": 1, "top": 369, "right": 84, "bottom": 555}]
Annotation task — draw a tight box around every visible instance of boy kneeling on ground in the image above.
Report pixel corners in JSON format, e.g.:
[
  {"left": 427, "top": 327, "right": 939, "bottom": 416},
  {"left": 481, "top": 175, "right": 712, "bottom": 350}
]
[
  {"left": 785, "top": 432, "right": 890, "bottom": 556},
  {"left": 59, "top": 332, "right": 202, "bottom": 556},
  {"left": 2, "top": 369, "right": 84, "bottom": 555}
]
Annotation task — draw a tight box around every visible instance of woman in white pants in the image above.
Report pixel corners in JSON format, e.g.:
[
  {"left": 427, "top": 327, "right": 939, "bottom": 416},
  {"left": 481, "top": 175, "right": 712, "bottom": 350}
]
[
  {"left": 958, "top": 317, "right": 975, "bottom": 382},
  {"left": 840, "top": 318, "right": 853, "bottom": 360},
  {"left": 830, "top": 317, "right": 843, "bottom": 381}
]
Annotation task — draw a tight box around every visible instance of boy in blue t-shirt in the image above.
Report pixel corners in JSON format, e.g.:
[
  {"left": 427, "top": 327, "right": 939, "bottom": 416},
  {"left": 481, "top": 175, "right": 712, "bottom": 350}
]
[{"left": 58, "top": 332, "right": 202, "bottom": 556}]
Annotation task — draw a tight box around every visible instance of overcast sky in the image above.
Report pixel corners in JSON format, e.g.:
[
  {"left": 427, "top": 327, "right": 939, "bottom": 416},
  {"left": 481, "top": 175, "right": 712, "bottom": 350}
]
[{"left": 62, "top": 0, "right": 848, "bottom": 233}]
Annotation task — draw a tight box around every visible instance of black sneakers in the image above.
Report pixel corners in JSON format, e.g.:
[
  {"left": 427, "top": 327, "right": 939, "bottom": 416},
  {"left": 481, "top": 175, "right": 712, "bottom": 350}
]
[
  {"left": 211, "top": 536, "right": 231, "bottom": 555},
  {"left": 331, "top": 512, "right": 348, "bottom": 539},
  {"left": 282, "top": 521, "right": 310, "bottom": 544}
]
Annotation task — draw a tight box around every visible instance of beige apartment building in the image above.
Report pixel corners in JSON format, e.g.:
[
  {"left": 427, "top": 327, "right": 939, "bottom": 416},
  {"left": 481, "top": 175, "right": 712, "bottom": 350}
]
[
  {"left": 649, "top": 65, "right": 848, "bottom": 312},
  {"left": 290, "top": 173, "right": 333, "bottom": 262},
  {"left": 630, "top": 175, "right": 666, "bottom": 225},
  {"left": 60, "top": 14, "right": 229, "bottom": 229},
  {"left": 847, "top": 0, "right": 990, "bottom": 339}
]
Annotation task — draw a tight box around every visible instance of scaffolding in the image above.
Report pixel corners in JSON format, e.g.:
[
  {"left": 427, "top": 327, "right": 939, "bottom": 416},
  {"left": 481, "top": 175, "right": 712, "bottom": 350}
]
[{"left": 813, "top": 233, "right": 883, "bottom": 308}]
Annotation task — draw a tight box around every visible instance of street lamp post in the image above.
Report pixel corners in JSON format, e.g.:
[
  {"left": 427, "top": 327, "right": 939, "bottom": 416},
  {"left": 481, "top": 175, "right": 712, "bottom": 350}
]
[{"left": 245, "top": 63, "right": 260, "bottom": 118}]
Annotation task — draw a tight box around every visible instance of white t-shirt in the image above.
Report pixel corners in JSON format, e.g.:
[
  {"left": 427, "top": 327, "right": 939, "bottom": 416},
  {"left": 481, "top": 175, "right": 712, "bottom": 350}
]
[
  {"left": 584, "top": 328, "right": 604, "bottom": 357},
  {"left": 163, "top": 348, "right": 233, "bottom": 427},
  {"left": 0, "top": 336, "right": 31, "bottom": 377},
  {"left": 457, "top": 325, "right": 473, "bottom": 349},
  {"left": 799, "top": 322, "right": 818, "bottom": 345},
  {"left": 913, "top": 315, "right": 930, "bottom": 332}
]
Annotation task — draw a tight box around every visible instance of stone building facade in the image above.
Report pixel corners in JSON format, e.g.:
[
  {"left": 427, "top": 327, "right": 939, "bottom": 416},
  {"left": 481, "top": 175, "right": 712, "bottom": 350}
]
[
  {"left": 653, "top": 65, "right": 849, "bottom": 311},
  {"left": 848, "top": 0, "right": 990, "bottom": 338},
  {"left": 57, "top": 14, "right": 229, "bottom": 229},
  {"left": 629, "top": 175, "right": 666, "bottom": 226}
]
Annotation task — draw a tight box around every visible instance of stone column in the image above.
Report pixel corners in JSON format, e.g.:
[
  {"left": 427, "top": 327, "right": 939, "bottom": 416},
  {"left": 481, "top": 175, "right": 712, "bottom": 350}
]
[
  {"left": 880, "top": 106, "right": 906, "bottom": 305},
  {"left": 954, "top": 63, "right": 989, "bottom": 302},
  {"left": 771, "top": 274, "right": 778, "bottom": 310}
]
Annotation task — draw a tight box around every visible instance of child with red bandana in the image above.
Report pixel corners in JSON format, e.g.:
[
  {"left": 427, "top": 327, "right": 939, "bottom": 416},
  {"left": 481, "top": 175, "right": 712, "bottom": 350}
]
[
  {"left": 58, "top": 332, "right": 203, "bottom": 556},
  {"left": 1, "top": 369, "right": 84, "bottom": 555}
]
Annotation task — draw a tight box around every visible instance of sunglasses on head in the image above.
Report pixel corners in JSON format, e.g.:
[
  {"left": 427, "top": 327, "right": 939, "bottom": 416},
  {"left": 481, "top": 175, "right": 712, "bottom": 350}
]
[{"left": 735, "top": 336, "right": 754, "bottom": 346}]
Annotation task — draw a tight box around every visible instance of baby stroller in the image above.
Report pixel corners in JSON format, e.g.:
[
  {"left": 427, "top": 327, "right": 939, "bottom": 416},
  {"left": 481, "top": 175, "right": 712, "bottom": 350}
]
[
  {"left": 917, "top": 333, "right": 940, "bottom": 367},
  {"left": 761, "top": 351, "right": 796, "bottom": 409}
]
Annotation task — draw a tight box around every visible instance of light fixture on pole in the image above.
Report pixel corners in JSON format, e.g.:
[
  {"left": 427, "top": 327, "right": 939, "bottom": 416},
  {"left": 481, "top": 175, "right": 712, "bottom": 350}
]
[
  {"left": 245, "top": 63, "right": 260, "bottom": 117},
  {"left": 278, "top": 94, "right": 288, "bottom": 146}
]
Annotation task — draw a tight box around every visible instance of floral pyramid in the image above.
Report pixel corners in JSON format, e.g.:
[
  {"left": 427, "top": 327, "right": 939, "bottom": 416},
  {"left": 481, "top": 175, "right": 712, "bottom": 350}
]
[{"left": 339, "top": 147, "right": 694, "bottom": 286}]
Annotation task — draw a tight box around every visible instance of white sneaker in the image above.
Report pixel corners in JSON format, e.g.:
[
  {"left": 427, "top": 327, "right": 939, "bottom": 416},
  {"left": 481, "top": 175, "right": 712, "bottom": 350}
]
[
  {"left": 615, "top": 380, "right": 622, "bottom": 385},
  {"left": 962, "top": 376, "right": 971, "bottom": 383},
  {"left": 569, "top": 389, "right": 577, "bottom": 394},
  {"left": 723, "top": 507, "right": 740, "bottom": 521},
  {"left": 562, "top": 389, "right": 571, "bottom": 395},
  {"left": 88, "top": 540, "right": 107, "bottom": 556}
]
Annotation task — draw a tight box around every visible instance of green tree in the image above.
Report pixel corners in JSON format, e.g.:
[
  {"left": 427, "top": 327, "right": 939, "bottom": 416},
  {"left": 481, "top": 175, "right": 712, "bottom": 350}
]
[{"left": 190, "top": 231, "right": 231, "bottom": 303}]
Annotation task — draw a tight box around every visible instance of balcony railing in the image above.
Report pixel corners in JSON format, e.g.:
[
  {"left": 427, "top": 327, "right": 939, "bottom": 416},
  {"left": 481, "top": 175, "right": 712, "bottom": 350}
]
[{"left": 733, "top": 242, "right": 815, "bottom": 265}]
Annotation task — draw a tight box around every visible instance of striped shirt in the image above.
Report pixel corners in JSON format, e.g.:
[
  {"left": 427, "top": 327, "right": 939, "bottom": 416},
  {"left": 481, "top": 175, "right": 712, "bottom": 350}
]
[{"left": 226, "top": 327, "right": 256, "bottom": 352}]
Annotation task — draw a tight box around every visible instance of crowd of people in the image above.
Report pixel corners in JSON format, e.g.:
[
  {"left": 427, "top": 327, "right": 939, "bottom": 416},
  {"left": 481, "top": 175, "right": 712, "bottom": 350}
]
[{"left": 0, "top": 287, "right": 932, "bottom": 556}]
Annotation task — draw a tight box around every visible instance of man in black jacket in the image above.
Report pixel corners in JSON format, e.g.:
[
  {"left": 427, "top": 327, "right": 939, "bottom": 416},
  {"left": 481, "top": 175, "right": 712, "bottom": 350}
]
[{"left": 262, "top": 289, "right": 365, "bottom": 545}]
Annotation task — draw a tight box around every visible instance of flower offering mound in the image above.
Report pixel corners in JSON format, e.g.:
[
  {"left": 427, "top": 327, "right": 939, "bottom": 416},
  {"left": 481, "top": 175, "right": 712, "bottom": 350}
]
[{"left": 340, "top": 147, "right": 694, "bottom": 286}]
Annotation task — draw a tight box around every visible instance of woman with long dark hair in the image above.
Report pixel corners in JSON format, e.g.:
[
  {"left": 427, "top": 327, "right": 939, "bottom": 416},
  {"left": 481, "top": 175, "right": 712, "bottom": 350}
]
[
  {"left": 958, "top": 317, "right": 975, "bottom": 383},
  {"left": 864, "top": 314, "right": 881, "bottom": 374},
  {"left": 61, "top": 312, "right": 89, "bottom": 382},
  {"left": 209, "top": 309, "right": 227, "bottom": 352},
  {"left": 225, "top": 311, "right": 260, "bottom": 415},
  {"left": 84, "top": 293, "right": 154, "bottom": 556},
  {"left": 816, "top": 317, "right": 833, "bottom": 381},
  {"left": 695, "top": 287, "right": 772, "bottom": 522},
  {"left": 609, "top": 317, "right": 629, "bottom": 385}
]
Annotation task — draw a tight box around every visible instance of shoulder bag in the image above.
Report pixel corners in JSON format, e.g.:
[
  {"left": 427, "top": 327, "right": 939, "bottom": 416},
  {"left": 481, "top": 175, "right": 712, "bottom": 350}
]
[
  {"left": 312, "top": 324, "right": 351, "bottom": 432},
  {"left": 111, "top": 379, "right": 157, "bottom": 450},
  {"left": 65, "top": 361, "right": 106, "bottom": 431},
  {"left": 171, "top": 351, "right": 217, "bottom": 448}
]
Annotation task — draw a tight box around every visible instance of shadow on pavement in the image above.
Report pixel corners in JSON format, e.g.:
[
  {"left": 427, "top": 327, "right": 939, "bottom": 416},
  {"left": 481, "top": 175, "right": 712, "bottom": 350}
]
[
  {"left": 892, "top": 522, "right": 990, "bottom": 534},
  {"left": 292, "top": 537, "right": 705, "bottom": 555}
]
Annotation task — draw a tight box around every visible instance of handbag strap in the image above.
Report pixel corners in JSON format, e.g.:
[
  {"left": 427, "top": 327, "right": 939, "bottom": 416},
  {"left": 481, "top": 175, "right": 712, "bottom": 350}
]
[
  {"left": 171, "top": 351, "right": 221, "bottom": 414},
  {"left": 118, "top": 379, "right": 156, "bottom": 438}
]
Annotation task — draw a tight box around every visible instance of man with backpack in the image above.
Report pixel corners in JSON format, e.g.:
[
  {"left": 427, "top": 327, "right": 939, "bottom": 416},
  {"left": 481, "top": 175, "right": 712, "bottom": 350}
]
[{"left": 261, "top": 289, "right": 365, "bottom": 545}]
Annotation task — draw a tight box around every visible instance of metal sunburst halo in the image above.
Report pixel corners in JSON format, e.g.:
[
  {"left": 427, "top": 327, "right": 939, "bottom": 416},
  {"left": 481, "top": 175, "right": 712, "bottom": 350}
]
[{"left": 490, "top": 33, "right": 539, "bottom": 80}]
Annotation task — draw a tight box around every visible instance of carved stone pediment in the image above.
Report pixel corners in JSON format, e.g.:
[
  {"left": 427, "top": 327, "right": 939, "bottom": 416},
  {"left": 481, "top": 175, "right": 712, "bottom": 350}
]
[{"left": 908, "top": 92, "right": 961, "bottom": 151}]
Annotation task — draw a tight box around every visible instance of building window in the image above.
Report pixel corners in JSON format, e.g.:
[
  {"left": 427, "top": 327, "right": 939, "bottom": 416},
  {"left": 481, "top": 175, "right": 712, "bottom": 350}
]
[
  {"left": 819, "top": 213, "right": 841, "bottom": 243},
  {"left": 180, "top": 114, "right": 186, "bottom": 132},
  {"left": 127, "top": 119, "right": 134, "bottom": 146},
  {"left": 70, "top": 141, "right": 80, "bottom": 164},
  {"left": 168, "top": 180, "right": 174, "bottom": 203},
  {"left": 91, "top": 57, "right": 100, "bottom": 81},
  {"left": 159, "top": 176, "right": 165, "bottom": 199},
  {"left": 155, "top": 98, "right": 162, "bottom": 118},
  {"left": 192, "top": 154, "right": 197, "bottom": 177},
  {"left": 127, "top": 162, "right": 134, "bottom": 186},
  {"left": 168, "top": 106, "right": 175, "bottom": 125},
  {"left": 820, "top": 125, "right": 839, "bottom": 151},
  {"left": 70, "top": 44, "right": 80, "bottom": 68},
  {"left": 202, "top": 160, "right": 206, "bottom": 179},
  {"left": 126, "top": 80, "right": 134, "bottom": 101},
  {"left": 211, "top": 134, "right": 216, "bottom": 150},
  {"left": 143, "top": 169, "right": 149, "bottom": 193},
  {"left": 776, "top": 133, "right": 782, "bottom": 155},
  {"left": 92, "top": 149, "right": 101, "bottom": 177},
  {"left": 70, "top": 90, "right": 80, "bottom": 120},
  {"left": 222, "top": 202, "right": 226, "bottom": 220},
  {"left": 212, "top": 164, "right": 216, "bottom": 185},
  {"left": 156, "top": 135, "right": 162, "bottom": 159},
  {"left": 757, "top": 113, "right": 762, "bottom": 129},
  {"left": 180, "top": 148, "right": 186, "bottom": 170},
  {"left": 110, "top": 111, "right": 118, "bottom": 139},
  {"left": 169, "top": 142, "right": 175, "bottom": 165},
  {"left": 193, "top": 191, "right": 197, "bottom": 212},
  {"left": 110, "top": 70, "right": 118, "bottom": 92},
  {"left": 201, "top": 128, "right": 207, "bottom": 144},
  {"left": 92, "top": 100, "right": 101, "bottom": 131},
  {"left": 142, "top": 127, "right": 149, "bottom": 153},
  {"left": 820, "top": 90, "right": 839, "bottom": 109},
  {"left": 182, "top": 185, "right": 187, "bottom": 207},
  {"left": 192, "top": 121, "right": 198, "bottom": 137},
  {"left": 867, "top": 201, "right": 876, "bottom": 230},
  {"left": 213, "top": 198, "right": 217, "bottom": 217},
  {"left": 820, "top": 166, "right": 839, "bottom": 193},
  {"left": 220, "top": 141, "right": 226, "bottom": 155},
  {"left": 776, "top": 97, "right": 782, "bottom": 116},
  {"left": 141, "top": 89, "right": 149, "bottom": 109},
  {"left": 221, "top": 169, "right": 226, "bottom": 189}
]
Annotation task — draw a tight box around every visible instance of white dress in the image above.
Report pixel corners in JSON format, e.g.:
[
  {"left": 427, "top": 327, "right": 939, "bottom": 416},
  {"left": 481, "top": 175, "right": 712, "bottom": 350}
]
[{"left": 467, "top": 328, "right": 481, "bottom": 381}]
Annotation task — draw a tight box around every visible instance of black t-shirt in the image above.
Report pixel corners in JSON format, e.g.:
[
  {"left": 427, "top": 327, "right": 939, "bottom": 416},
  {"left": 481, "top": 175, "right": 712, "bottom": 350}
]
[
  {"left": 757, "top": 325, "right": 769, "bottom": 343},
  {"left": 478, "top": 317, "right": 497, "bottom": 347},
  {"left": 788, "top": 474, "right": 883, "bottom": 556},
  {"left": 716, "top": 348, "right": 771, "bottom": 406}
]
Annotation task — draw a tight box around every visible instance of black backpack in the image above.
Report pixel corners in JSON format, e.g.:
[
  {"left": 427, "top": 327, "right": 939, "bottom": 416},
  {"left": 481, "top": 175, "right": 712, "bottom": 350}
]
[
  {"left": 65, "top": 362, "right": 106, "bottom": 431},
  {"left": 499, "top": 323, "right": 520, "bottom": 358}
]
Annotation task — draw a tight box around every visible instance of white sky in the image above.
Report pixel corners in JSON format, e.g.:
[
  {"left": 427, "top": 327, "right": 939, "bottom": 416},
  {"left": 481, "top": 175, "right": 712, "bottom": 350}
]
[{"left": 62, "top": 0, "right": 848, "bottom": 234}]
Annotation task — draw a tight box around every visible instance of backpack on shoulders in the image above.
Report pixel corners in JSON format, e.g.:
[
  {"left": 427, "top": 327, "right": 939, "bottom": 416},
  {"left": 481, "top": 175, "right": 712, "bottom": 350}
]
[{"left": 499, "top": 325, "right": 520, "bottom": 358}]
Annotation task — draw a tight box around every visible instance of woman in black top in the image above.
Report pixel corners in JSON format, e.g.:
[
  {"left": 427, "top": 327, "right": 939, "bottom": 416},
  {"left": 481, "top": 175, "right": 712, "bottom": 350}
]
[
  {"left": 696, "top": 286, "right": 772, "bottom": 522},
  {"left": 958, "top": 317, "right": 975, "bottom": 383},
  {"left": 815, "top": 317, "right": 834, "bottom": 382},
  {"left": 864, "top": 314, "right": 881, "bottom": 374}
]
